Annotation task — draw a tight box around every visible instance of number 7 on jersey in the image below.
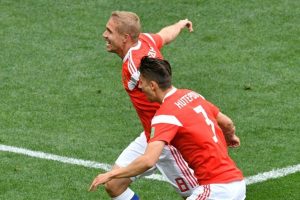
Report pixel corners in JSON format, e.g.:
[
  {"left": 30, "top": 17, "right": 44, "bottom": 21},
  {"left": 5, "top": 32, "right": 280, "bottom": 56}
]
[{"left": 193, "top": 105, "right": 218, "bottom": 143}]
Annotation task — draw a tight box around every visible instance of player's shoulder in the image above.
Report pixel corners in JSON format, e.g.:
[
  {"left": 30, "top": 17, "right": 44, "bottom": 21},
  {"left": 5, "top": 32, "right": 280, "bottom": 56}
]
[
  {"left": 171, "top": 89, "right": 197, "bottom": 100},
  {"left": 153, "top": 106, "right": 182, "bottom": 127},
  {"left": 139, "top": 33, "right": 163, "bottom": 49},
  {"left": 139, "top": 33, "right": 155, "bottom": 42}
]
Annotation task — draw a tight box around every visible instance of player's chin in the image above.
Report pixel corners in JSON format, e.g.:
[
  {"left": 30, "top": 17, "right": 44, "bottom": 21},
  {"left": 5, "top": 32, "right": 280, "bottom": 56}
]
[
  {"left": 106, "top": 47, "right": 113, "bottom": 52},
  {"left": 146, "top": 97, "right": 154, "bottom": 102},
  {"left": 105, "top": 44, "right": 114, "bottom": 52}
]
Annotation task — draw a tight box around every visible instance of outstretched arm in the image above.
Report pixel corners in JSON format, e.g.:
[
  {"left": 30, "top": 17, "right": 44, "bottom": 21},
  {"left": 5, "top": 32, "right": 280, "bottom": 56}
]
[
  {"left": 89, "top": 141, "right": 165, "bottom": 191},
  {"left": 157, "top": 19, "right": 193, "bottom": 45},
  {"left": 216, "top": 112, "right": 240, "bottom": 148}
]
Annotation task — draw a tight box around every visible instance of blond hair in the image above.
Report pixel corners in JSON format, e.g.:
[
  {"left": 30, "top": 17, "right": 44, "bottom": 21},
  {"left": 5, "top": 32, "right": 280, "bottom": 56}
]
[{"left": 111, "top": 11, "right": 141, "bottom": 41}]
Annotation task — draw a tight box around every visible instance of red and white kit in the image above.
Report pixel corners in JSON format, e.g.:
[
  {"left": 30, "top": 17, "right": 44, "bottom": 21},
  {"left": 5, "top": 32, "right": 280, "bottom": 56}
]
[
  {"left": 150, "top": 88, "right": 246, "bottom": 200},
  {"left": 116, "top": 33, "right": 198, "bottom": 197}
]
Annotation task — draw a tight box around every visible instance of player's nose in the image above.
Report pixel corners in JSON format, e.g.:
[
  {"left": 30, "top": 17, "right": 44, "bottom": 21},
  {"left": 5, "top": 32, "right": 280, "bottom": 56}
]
[{"left": 102, "top": 31, "right": 108, "bottom": 38}]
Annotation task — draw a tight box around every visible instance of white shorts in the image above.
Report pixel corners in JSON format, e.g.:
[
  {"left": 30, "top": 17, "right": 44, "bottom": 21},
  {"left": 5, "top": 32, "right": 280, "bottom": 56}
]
[
  {"left": 115, "top": 132, "right": 198, "bottom": 197},
  {"left": 187, "top": 180, "right": 246, "bottom": 200}
]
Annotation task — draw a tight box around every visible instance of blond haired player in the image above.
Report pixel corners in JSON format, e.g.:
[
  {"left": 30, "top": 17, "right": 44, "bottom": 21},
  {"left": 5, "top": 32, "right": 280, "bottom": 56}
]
[{"left": 94, "top": 11, "right": 196, "bottom": 199}]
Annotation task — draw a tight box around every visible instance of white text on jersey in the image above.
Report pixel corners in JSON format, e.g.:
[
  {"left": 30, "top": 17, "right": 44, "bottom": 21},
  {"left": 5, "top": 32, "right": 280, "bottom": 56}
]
[{"left": 174, "top": 91, "right": 203, "bottom": 109}]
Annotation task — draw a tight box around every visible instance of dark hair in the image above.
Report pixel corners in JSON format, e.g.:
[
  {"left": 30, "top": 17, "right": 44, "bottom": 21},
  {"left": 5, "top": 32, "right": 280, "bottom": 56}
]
[{"left": 139, "top": 56, "right": 172, "bottom": 90}]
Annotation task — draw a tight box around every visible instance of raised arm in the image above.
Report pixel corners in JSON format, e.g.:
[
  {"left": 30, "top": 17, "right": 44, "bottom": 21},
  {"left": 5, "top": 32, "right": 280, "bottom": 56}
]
[
  {"left": 89, "top": 141, "right": 165, "bottom": 191},
  {"left": 216, "top": 112, "right": 240, "bottom": 148},
  {"left": 157, "top": 19, "right": 193, "bottom": 45}
]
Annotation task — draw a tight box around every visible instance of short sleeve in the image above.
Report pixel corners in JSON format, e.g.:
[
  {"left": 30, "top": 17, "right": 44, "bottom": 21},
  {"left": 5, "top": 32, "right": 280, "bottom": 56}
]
[
  {"left": 149, "top": 34, "right": 163, "bottom": 49},
  {"left": 206, "top": 100, "right": 220, "bottom": 118},
  {"left": 149, "top": 123, "right": 179, "bottom": 144}
]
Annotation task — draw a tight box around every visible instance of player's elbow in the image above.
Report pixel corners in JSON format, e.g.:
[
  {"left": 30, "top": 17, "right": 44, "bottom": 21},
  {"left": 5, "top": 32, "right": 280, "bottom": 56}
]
[{"left": 143, "top": 156, "right": 157, "bottom": 169}]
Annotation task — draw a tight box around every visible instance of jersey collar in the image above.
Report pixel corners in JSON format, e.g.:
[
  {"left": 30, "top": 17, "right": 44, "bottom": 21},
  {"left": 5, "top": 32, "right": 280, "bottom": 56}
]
[
  {"left": 162, "top": 87, "right": 177, "bottom": 103},
  {"left": 123, "top": 40, "right": 142, "bottom": 63}
]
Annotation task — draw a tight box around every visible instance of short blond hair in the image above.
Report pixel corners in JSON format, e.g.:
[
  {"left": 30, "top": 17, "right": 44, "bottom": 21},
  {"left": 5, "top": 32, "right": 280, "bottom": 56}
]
[{"left": 111, "top": 11, "right": 141, "bottom": 41}]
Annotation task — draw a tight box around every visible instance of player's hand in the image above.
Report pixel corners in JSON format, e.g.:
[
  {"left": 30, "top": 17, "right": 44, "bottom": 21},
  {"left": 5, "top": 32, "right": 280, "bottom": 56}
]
[
  {"left": 179, "top": 19, "right": 193, "bottom": 32},
  {"left": 89, "top": 173, "right": 112, "bottom": 192},
  {"left": 225, "top": 134, "right": 240, "bottom": 148}
]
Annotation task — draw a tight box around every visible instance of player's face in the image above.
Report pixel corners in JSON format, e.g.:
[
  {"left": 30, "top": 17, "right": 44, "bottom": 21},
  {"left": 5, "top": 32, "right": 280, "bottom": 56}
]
[
  {"left": 138, "top": 75, "right": 157, "bottom": 102},
  {"left": 102, "top": 18, "right": 125, "bottom": 55}
]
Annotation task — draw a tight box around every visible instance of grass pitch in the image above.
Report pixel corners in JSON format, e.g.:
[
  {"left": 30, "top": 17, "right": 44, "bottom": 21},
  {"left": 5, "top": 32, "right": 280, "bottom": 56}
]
[{"left": 0, "top": 0, "right": 299, "bottom": 199}]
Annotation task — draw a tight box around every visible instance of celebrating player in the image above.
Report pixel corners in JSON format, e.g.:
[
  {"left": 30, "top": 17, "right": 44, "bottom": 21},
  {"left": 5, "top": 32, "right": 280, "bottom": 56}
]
[
  {"left": 90, "top": 56, "right": 246, "bottom": 200},
  {"left": 96, "top": 11, "right": 196, "bottom": 199}
]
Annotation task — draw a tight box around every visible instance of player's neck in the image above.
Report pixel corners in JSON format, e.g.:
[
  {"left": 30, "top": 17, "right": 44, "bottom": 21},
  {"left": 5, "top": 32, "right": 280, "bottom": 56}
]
[
  {"left": 120, "top": 41, "right": 139, "bottom": 59},
  {"left": 158, "top": 87, "right": 174, "bottom": 104}
]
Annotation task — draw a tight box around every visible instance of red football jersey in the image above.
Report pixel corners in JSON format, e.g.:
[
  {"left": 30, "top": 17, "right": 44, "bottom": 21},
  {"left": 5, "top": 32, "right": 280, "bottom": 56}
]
[
  {"left": 122, "top": 33, "right": 163, "bottom": 140},
  {"left": 149, "top": 88, "right": 244, "bottom": 185}
]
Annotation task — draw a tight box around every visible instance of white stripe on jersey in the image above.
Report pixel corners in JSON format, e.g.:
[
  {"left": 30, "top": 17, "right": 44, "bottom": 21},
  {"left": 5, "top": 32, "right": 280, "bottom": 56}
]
[
  {"left": 144, "top": 33, "right": 156, "bottom": 46},
  {"left": 128, "top": 56, "right": 137, "bottom": 75},
  {"left": 123, "top": 41, "right": 141, "bottom": 63},
  {"left": 169, "top": 145, "right": 198, "bottom": 187},
  {"left": 152, "top": 115, "right": 183, "bottom": 127},
  {"left": 126, "top": 51, "right": 140, "bottom": 90},
  {"left": 162, "top": 87, "right": 177, "bottom": 103}
]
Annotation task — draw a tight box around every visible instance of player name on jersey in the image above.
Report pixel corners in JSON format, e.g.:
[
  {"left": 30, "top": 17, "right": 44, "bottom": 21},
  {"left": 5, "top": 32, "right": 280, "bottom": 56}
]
[{"left": 174, "top": 91, "right": 203, "bottom": 109}]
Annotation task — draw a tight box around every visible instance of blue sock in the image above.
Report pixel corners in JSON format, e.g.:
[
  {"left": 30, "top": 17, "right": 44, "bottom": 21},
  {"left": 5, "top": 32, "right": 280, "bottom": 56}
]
[{"left": 130, "top": 193, "right": 139, "bottom": 200}]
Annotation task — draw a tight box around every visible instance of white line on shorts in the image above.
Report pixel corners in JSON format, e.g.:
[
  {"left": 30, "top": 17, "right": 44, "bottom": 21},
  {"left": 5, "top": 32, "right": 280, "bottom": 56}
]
[{"left": 0, "top": 144, "right": 299, "bottom": 185}]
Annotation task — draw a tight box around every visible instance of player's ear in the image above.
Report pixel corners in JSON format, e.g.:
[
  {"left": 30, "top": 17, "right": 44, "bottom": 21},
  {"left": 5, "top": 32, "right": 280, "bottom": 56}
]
[
  {"left": 123, "top": 33, "right": 131, "bottom": 42},
  {"left": 150, "top": 81, "right": 159, "bottom": 91}
]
